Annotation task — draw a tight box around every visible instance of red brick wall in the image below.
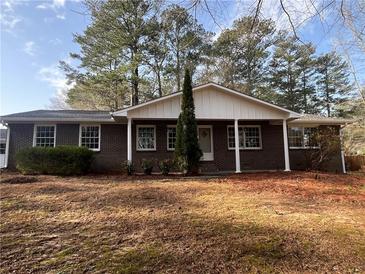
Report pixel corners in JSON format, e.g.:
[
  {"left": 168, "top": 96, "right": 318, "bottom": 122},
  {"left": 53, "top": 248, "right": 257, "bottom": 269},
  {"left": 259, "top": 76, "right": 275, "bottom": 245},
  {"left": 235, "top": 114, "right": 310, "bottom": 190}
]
[
  {"left": 132, "top": 120, "right": 286, "bottom": 172},
  {"left": 7, "top": 121, "right": 343, "bottom": 173}
]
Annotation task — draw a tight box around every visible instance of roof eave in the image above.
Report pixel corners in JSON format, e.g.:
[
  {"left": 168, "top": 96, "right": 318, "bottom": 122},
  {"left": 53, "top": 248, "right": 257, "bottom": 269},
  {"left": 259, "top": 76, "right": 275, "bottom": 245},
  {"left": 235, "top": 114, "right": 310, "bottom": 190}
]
[
  {"left": 288, "top": 119, "right": 354, "bottom": 125},
  {"left": 1, "top": 117, "right": 115, "bottom": 123}
]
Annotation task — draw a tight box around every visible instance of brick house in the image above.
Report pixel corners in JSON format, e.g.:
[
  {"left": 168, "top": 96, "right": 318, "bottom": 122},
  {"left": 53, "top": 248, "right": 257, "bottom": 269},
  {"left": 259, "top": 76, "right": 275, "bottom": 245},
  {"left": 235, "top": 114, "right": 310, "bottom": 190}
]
[{"left": 0, "top": 83, "right": 352, "bottom": 173}]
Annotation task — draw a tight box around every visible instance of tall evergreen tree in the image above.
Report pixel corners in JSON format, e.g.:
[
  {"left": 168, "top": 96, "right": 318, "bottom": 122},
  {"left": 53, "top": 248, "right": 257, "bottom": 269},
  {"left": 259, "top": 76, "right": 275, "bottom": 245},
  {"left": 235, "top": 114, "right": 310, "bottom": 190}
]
[
  {"left": 269, "top": 35, "right": 301, "bottom": 111},
  {"left": 296, "top": 44, "right": 319, "bottom": 113},
  {"left": 162, "top": 5, "right": 211, "bottom": 92},
  {"left": 316, "top": 52, "right": 352, "bottom": 117},
  {"left": 213, "top": 17, "right": 276, "bottom": 96},
  {"left": 62, "top": 0, "right": 156, "bottom": 109},
  {"left": 174, "top": 69, "right": 202, "bottom": 174}
]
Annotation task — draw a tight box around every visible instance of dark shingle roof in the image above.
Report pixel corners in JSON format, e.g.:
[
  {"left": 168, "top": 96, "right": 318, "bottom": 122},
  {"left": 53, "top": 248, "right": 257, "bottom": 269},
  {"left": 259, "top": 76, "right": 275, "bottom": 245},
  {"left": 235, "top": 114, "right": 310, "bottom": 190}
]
[
  {"left": 289, "top": 114, "right": 354, "bottom": 124},
  {"left": 1, "top": 110, "right": 113, "bottom": 122}
]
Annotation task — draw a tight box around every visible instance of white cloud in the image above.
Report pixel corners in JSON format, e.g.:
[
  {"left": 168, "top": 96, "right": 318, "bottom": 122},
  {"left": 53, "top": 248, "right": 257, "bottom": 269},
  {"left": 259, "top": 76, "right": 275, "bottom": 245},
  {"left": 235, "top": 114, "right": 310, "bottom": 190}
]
[
  {"left": 36, "top": 0, "right": 65, "bottom": 11},
  {"left": 38, "top": 61, "right": 74, "bottom": 109},
  {"left": 23, "top": 41, "right": 36, "bottom": 56},
  {"left": 0, "top": 0, "right": 22, "bottom": 33},
  {"left": 36, "top": 4, "right": 47, "bottom": 10},
  {"left": 49, "top": 38, "right": 63, "bottom": 45},
  {"left": 56, "top": 14, "right": 66, "bottom": 20},
  {"left": 36, "top": 0, "right": 67, "bottom": 21},
  {"left": 214, "top": 0, "right": 321, "bottom": 34},
  {"left": 53, "top": 0, "right": 65, "bottom": 8}
]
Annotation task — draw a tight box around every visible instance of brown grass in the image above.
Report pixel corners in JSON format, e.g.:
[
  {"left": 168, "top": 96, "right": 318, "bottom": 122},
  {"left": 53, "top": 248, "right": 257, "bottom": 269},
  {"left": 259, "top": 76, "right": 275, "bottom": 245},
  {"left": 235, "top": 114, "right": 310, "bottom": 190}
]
[{"left": 1, "top": 171, "right": 364, "bottom": 273}]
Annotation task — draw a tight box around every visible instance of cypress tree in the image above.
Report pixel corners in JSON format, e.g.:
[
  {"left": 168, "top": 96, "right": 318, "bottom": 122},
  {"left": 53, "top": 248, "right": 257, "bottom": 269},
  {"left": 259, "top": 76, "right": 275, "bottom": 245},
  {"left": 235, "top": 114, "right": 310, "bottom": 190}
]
[{"left": 174, "top": 69, "right": 202, "bottom": 174}]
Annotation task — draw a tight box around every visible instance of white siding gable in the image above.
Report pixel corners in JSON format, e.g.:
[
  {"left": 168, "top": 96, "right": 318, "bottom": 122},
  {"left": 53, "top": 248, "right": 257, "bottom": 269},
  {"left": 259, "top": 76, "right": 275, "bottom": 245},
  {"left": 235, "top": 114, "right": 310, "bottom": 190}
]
[{"left": 126, "top": 86, "right": 289, "bottom": 120}]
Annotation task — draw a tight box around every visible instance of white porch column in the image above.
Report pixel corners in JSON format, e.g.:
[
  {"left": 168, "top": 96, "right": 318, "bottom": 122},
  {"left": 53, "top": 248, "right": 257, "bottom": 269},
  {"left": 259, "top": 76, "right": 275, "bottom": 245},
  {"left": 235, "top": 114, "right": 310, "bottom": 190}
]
[
  {"left": 282, "top": 119, "right": 291, "bottom": 171},
  {"left": 127, "top": 118, "right": 132, "bottom": 162},
  {"left": 340, "top": 127, "right": 346, "bottom": 174},
  {"left": 4, "top": 126, "right": 10, "bottom": 168},
  {"left": 234, "top": 119, "right": 241, "bottom": 173}
]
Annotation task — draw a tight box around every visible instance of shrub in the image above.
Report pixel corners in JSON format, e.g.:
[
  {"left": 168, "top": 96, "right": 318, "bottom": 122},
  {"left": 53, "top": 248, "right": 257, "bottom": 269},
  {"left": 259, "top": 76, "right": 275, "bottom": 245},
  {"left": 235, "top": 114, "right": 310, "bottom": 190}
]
[
  {"left": 141, "top": 159, "right": 154, "bottom": 175},
  {"left": 16, "top": 146, "right": 94, "bottom": 175},
  {"left": 158, "top": 159, "right": 174, "bottom": 175},
  {"left": 122, "top": 160, "right": 135, "bottom": 175}
]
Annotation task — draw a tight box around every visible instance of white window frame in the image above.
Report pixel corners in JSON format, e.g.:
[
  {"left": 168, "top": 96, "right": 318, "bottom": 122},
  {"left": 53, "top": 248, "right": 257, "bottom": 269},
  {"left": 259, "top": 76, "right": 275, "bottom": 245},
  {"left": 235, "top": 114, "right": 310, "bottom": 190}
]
[
  {"left": 136, "top": 125, "right": 156, "bottom": 151},
  {"left": 33, "top": 124, "right": 56, "bottom": 147},
  {"left": 227, "top": 125, "right": 262, "bottom": 150},
  {"left": 79, "top": 124, "right": 101, "bottom": 152},
  {"left": 166, "top": 125, "right": 176, "bottom": 151},
  {"left": 288, "top": 126, "right": 320, "bottom": 149}
]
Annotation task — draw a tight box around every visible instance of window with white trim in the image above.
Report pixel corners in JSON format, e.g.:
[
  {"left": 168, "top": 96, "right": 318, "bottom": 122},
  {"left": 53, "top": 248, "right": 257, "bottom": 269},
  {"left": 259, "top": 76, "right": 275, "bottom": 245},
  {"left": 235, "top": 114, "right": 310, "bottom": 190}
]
[
  {"left": 34, "top": 125, "right": 56, "bottom": 147},
  {"left": 137, "top": 125, "right": 156, "bottom": 151},
  {"left": 167, "top": 126, "right": 176, "bottom": 151},
  {"left": 288, "top": 126, "right": 319, "bottom": 148},
  {"left": 227, "top": 125, "right": 262, "bottom": 149},
  {"left": 80, "top": 125, "right": 100, "bottom": 151}
]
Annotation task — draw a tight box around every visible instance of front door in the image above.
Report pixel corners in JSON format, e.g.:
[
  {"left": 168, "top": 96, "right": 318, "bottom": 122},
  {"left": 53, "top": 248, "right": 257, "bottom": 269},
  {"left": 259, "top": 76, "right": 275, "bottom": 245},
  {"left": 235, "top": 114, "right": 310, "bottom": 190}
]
[{"left": 198, "top": 126, "right": 213, "bottom": 161}]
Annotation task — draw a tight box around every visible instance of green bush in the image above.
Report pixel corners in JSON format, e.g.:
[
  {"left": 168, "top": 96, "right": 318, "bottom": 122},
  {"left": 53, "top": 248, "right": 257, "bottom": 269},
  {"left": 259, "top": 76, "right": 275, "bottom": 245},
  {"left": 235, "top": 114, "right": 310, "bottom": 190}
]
[
  {"left": 16, "top": 146, "right": 94, "bottom": 175},
  {"left": 158, "top": 159, "right": 174, "bottom": 175},
  {"left": 141, "top": 158, "right": 154, "bottom": 175}
]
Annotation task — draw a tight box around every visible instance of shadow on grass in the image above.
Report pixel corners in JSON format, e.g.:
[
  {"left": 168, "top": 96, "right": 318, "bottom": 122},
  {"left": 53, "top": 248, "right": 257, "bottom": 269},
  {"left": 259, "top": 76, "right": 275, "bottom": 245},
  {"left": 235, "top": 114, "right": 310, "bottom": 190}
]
[{"left": 1, "top": 179, "right": 363, "bottom": 273}]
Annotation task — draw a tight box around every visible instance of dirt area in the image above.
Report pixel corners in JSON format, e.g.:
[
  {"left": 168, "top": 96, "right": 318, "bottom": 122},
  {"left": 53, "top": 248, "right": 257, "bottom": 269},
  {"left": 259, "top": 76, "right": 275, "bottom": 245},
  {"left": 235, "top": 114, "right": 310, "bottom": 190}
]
[{"left": 0, "top": 171, "right": 364, "bottom": 273}]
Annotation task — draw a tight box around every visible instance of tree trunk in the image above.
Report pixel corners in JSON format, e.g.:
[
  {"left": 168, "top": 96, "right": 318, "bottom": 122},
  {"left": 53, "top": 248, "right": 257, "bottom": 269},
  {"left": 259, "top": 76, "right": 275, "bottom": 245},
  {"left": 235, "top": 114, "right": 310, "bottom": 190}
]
[
  {"left": 131, "top": 47, "right": 139, "bottom": 106},
  {"left": 157, "top": 70, "right": 162, "bottom": 97},
  {"left": 176, "top": 49, "right": 181, "bottom": 92},
  {"left": 325, "top": 69, "right": 330, "bottom": 117},
  {"left": 132, "top": 66, "right": 139, "bottom": 105}
]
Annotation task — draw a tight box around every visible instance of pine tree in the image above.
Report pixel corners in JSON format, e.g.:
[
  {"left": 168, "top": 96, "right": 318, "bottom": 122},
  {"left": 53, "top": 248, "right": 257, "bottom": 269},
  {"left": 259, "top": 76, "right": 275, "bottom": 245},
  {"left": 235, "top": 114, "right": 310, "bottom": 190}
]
[
  {"left": 269, "top": 35, "right": 302, "bottom": 112},
  {"left": 296, "top": 44, "right": 319, "bottom": 114},
  {"left": 174, "top": 69, "right": 202, "bottom": 174},
  {"left": 213, "top": 17, "right": 276, "bottom": 96},
  {"left": 162, "top": 5, "right": 212, "bottom": 92},
  {"left": 316, "top": 52, "right": 352, "bottom": 117}
]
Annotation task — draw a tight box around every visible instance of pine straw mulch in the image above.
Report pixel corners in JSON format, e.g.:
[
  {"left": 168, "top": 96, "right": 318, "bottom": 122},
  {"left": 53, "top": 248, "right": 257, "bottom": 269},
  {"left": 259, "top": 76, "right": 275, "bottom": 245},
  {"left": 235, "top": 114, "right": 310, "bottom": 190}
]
[{"left": 0, "top": 171, "right": 364, "bottom": 273}]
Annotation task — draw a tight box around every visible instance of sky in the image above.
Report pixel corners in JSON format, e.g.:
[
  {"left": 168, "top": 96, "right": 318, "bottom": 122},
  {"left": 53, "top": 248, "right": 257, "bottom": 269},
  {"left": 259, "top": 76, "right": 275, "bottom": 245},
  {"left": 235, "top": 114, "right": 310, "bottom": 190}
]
[{"left": 0, "top": 0, "right": 364, "bottom": 115}]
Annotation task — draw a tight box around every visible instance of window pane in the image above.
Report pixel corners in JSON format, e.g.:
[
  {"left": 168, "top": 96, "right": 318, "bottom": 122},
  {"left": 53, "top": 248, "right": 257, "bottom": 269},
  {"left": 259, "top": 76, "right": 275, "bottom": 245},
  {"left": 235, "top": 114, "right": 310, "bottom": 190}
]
[
  {"left": 304, "top": 127, "right": 318, "bottom": 147},
  {"left": 137, "top": 127, "right": 155, "bottom": 150},
  {"left": 167, "top": 127, "right": 176, "bottom": 150},
  {"left": 80, "top": 126, "right": 100, "bottom": 150},
  {"left": 227, "top": 126, "right": 245, "bottom": 149},
  {"left": 288, "top": 127, "right": 303, "bottom": 147},
  {"left": 244, "top": 127, "right": 261, "bottom": 148},
  {"left": 35, "top": 126, "right": 55, "bottom": 147}
]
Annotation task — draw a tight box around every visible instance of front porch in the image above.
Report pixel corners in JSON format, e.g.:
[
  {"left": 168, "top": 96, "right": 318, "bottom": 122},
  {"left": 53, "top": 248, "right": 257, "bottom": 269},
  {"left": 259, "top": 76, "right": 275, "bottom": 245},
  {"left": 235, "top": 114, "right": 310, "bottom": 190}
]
[{"left": 125, "top": 119, "right": 291, "bottom": 173}]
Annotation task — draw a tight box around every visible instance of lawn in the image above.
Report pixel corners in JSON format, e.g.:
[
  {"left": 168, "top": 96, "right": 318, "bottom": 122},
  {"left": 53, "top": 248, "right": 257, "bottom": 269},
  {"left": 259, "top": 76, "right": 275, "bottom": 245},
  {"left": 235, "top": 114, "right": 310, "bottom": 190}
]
[{"left": 0, "top": 171, "right": 364, "bottom": 273}]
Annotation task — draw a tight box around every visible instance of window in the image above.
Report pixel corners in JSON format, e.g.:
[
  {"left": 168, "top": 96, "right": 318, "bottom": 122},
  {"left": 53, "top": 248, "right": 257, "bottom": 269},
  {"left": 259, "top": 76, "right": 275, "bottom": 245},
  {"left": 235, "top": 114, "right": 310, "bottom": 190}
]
[
  {"left": 80, "top": 125, "right": 100, "bottom": 151},
  {"left": 34, "top": 125, "right": 56, "bottom": 147},
  {"left": 137, "top": 125, "right": 156, "bottom": 151},
  {"left": 0, "top": 143, "right": 5, "bottom": 154},
  {"left": 288, "top": 126, "right": 319, "bottom": 148},
  {"left": 227, "top": 125, "right": 262, "bottom": 149},
  {"left": 167, "top": 126, "right": 176, "bottom": 151}
]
